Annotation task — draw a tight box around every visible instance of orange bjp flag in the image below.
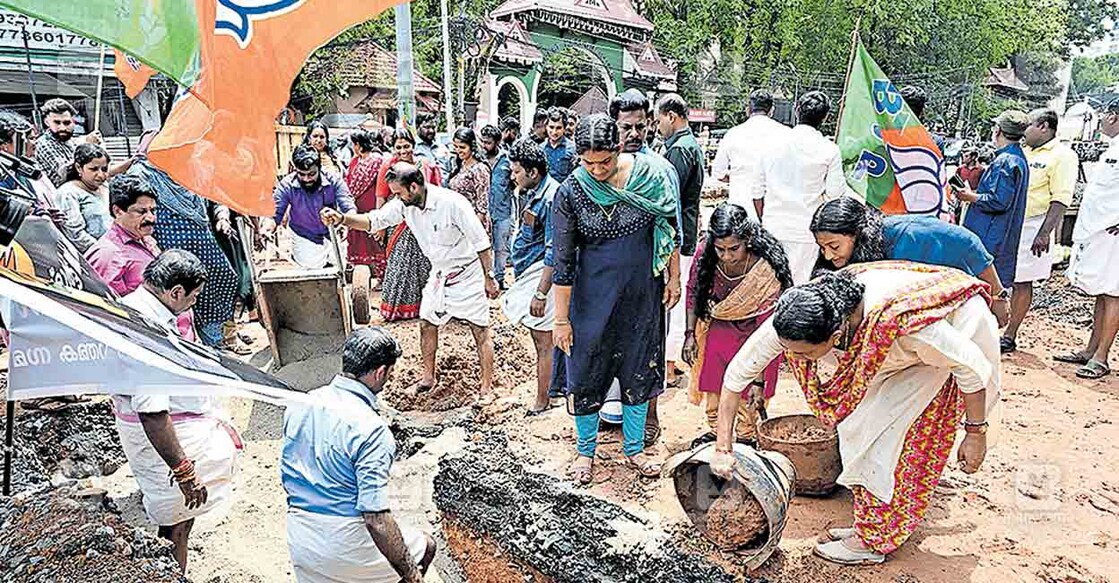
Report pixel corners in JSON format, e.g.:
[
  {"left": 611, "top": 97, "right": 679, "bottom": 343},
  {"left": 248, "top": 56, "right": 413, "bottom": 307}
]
[
  {"left": 147, "top": 0, "right": 402, "bottom": 217},
  {"left": 112, "top": 49, "right": 156, "bottom": 99}
]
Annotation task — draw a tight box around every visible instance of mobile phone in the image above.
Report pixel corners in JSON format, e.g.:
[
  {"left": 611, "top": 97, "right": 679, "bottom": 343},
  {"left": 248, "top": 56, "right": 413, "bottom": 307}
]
[{"left": 948, "top": 175, "right": 966, "bottom": 190}]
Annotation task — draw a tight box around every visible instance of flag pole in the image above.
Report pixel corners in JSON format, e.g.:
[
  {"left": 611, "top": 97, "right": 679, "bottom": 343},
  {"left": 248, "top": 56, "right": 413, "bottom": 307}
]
[
  {"left": 834, "top": 14, "right": 863, "bottom": 137},
  {"left": 20, "top": 25, "right": 40, "bottom": 129},
  {"left": 93, "top": 45, "right": 106, "bottom": 133}
]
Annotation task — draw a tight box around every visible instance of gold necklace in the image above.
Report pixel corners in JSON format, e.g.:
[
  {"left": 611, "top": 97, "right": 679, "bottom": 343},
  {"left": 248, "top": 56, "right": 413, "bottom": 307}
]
[
  {"left": 595, "top": 201, "right": 617, "bottom": 221},
  {"left": 717, "top": 264, "right": 746, "bottom": 281}
]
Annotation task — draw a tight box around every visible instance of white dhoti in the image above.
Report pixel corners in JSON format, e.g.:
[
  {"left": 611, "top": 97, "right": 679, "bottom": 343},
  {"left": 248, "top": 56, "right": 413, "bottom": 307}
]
[
  {"left": 780, "top": 239, "right": 820, "bottom": 285},
  {"left": 1014, "top": 214, "right": 1054, "bottom": 283},
  {"left": 420, "top": 259, "right": 490, "bottom": 327},
  {"left": 115, "top": 414, "right": 241, "bottom": 526},
  {"left": 292, "top": 233, "right": 334, "bottom": 269},
  {"left": 1069, "top": 230, "right": 1119, "bottom": 297},
  {"left": 501, "top": 260, "right": 555, "bottom": 331},
  {"left": 287, "top": 508, "right": 429, "bottom": 583},
  {"left": 665, "top": 254, "right": 694, "bottom": 361}
]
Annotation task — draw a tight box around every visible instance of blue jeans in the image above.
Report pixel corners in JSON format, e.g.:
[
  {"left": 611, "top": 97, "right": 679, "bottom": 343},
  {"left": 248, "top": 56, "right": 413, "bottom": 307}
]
[
  {"left": 574, "top": 402, "right": 648, "bottom": 458},
  {"left": 492, "top": 217, "right": 512, "bottom": 284}
]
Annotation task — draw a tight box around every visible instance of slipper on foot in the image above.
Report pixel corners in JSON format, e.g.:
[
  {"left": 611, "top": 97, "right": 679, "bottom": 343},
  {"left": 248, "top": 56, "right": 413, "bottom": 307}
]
[
  {"left": 827, "top": 527, "right": 856, "bottom": 541},
  {"left": 1054, "top": 352, "right": 1090, "bottom": 365},
  {"left": 1076, "top": 359, "right": 1111, "bottom": 379},
  {"left": 999, "top": 336, "right": 1017, "bottom": 354},
  {"left": 813, "top": 539, "right": 885, "bottom": 565}
]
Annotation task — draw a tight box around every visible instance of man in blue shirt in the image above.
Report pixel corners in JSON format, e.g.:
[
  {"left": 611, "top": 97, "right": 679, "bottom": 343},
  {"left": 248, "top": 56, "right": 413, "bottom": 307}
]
[
  {"left": 282, "top": 328, "right": 435, "bottom": 583},
  {"left": 501, "top": 139, "right": 561, "bottom": 413},
  {"left": 480, "top": 124, "right": 514, "bottom": 290},
  {"left": 541, "top": 108, "right": 576, "bottom": 183},
  {"left": 959, "top": 110, "right": 1031, "bottom": 291},
  {"left": 263, "top": 145, "right": 356, "bottom": 269}
]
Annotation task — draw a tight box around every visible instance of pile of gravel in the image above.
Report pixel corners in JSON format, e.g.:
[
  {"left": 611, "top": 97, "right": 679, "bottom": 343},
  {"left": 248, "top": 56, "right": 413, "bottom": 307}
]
[
  {"left": 1033, "top": 272, "right": 1093, "bottom": 328},
  {"left": 0, "top": 487, "right": 186, "bottom": 583},
  {"left": 9, "top": 401, "right": 125, "bottom": 493}
]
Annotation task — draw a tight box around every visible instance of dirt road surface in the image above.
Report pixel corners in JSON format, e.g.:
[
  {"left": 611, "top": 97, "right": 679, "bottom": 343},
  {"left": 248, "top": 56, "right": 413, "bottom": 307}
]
[{"left": 90, "top": 275, "right": 1118, "bottom": 583}]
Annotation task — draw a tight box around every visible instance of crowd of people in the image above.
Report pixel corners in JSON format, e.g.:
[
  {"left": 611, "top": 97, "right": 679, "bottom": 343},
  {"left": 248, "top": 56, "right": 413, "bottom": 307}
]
[{"left": 3, "top": 82, "right": 1118, "bottom": 580}]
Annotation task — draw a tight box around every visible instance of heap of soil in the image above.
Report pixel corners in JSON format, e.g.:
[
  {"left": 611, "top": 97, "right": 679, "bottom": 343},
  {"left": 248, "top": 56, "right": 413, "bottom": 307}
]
[
  {"left": 382, "top": 320, "right": 536, "bottom": 412},
  {"left": 764, "top": 421, "right": 833, "bottom": 443},
  {"left": 0, "top": 487, "right": 186, "bottom": 583},
  {"left": 10, "top": 401, "right": 124, "bottom": 492},
  {"left": 703, "top": 481, "right": 770, "bottom": 550},
  {"left": 434, "top": 433, "right": 736, "bottom": 583}
]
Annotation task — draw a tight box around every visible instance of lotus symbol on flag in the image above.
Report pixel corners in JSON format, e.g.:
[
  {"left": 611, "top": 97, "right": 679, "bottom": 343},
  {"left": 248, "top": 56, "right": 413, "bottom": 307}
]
[
  {"left": 216, "top": 0, "right": 305, "bottom": 48},
  {"left": 886, "top": 143, "right": 946, "bottom": 214}
]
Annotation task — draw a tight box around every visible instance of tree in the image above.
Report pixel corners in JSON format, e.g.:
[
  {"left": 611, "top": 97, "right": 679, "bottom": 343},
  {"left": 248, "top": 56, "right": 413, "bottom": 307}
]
[{"left": 1071, "top": 54, "right": 1119, "bottom": 96}]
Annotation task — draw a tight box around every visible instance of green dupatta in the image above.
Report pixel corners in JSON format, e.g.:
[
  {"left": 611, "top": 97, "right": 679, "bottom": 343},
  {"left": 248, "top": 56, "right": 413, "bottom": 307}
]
[{"left": 572, "top": 152, "right": 679, "bottom": 276}]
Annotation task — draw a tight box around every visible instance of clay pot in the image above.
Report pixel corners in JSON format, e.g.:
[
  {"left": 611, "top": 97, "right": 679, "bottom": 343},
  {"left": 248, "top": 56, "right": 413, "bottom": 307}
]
[{"left": 758, "top": 414, "right": 841, "bottom": 496}]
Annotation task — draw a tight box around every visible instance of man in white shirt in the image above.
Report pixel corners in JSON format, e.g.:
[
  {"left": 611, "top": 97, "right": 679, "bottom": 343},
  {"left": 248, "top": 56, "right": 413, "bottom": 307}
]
[
  {"left": 113, "top": 249, "right": 242, "bottom": 574},
  {"left": 752, "top": 91, "right": 847, "bottom": 284},
  {"left": 1061, "top": 99, "right": 1119, "bottom": 379},
  {"left": 711, "top": 90, "right": 792, "bottom": 218},
  {"left": 322, "top": 162, "right": 501, "bottom": 394}
]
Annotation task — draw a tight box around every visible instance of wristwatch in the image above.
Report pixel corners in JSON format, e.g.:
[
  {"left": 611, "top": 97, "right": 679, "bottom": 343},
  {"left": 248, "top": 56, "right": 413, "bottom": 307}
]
[
  {"left": 995, "top": 288, "right": 1011, "bottom": 301},
  {"left": 534, "top": 290, "right": 548, "bottom": 301}
]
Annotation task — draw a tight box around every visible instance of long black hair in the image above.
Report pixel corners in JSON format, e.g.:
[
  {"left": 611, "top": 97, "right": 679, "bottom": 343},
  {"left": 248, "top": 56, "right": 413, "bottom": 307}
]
[
  {"left": 694, "top": 203, "right": 794, "bottom": 320},
  {"left": 772, "top": 271, "right": 865, "bottom": 344},
  {"left": 64, "top": 143, "right": 110, "bottom": 183},
  {"left": 303, "top": 120, "right": 333, "bottom": 155},
  {"left": 809, "top": 197, "right": 886, "bottom": 273},
  {"left": 449, "top": 127, "right": 478, "bottom": 179}
]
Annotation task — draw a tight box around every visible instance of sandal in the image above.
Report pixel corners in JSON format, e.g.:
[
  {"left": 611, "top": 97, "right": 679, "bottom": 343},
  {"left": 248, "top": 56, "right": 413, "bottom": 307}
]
[
  {"left": 625, "top": 452, "right": 662, "bottom": 478},
  {"left": 1076, "top": 359, "right": 1111, "bottom": 379},
  {"left": 570, "top": 455, "right": 594, "bottom": 485},
  {"left": 813, "top": 539, "right": 885, "bottom": 565},
  {"left": 525, "top": 401, "right": 557, "bottom": 417},
  {"left": 999, "top": 336, "right": 1017, "bottom": 354},
  {"left": 644, "top": 423, "right": 662, "bottom": 447},
  {"left": 826, "top": 526, "right": 856, "bottom": 541},
  {"left": 1054, "top": 352, "right": 1091, "bottom": 365}
]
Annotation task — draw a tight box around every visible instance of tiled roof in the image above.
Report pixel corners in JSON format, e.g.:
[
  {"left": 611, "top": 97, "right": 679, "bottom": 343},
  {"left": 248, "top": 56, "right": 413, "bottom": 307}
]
[
  {"left": 491, "top": 0, "right": 654, "bottom": 31},
  {"left": 984, "top": 67, "right": 1028, "bottom": 93},
  {"left": 487, "top": 19, "right": 544, "bottom": 64},
  {"left": 626, "top": 41, "right": 674, "bottom": 79},
  {"left": 328, "top": 41, "right": 441, "bottom": 94},
  {"left": 571, "top": 85, "right": 609, "bottom": 115}
]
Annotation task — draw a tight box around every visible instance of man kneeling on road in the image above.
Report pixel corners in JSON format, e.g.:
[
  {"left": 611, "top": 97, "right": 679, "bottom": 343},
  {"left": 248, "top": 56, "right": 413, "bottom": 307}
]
[
  {"left": 282, "top": 327, "right": 436, "bottom": 583},
  {"left": 113, "top": 249, "right": 243, "bottom": 574},
  {"left": 322, "top": 162, "right": 500, "bottom": 393}
]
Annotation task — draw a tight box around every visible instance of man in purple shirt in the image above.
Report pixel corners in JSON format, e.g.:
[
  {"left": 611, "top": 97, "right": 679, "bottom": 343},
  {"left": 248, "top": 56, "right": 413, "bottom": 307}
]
[
  {"left": 86, "top": 174, "right": 161, "bottom": 297},
  {"left": 263, "top": 144, "right": 356, "bottom": 268}
]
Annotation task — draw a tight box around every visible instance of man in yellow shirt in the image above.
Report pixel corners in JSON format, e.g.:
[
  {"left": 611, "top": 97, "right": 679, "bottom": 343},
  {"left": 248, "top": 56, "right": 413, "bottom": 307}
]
[{"left": 1002, "top": 108, "right": 1078, "bottom": 353}]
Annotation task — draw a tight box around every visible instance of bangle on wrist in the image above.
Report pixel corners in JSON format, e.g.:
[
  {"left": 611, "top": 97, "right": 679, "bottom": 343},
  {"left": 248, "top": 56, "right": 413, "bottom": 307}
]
[{"left": 555, "top": 320, "right": 571, "bottom": 326}]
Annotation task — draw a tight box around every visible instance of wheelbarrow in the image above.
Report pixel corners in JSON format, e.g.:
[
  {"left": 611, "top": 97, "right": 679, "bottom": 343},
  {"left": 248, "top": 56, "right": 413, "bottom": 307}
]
[{"left": 238, "top": 220, "right": 370, "bottom": 390}]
